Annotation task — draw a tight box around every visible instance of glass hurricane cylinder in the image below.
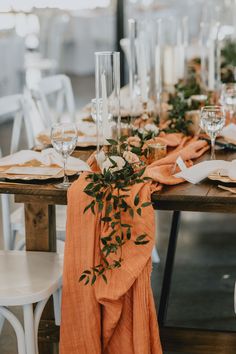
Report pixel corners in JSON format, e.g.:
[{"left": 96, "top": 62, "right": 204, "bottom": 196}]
[{"left": 95, "top": 51, "right": 121, "bottom": 152}]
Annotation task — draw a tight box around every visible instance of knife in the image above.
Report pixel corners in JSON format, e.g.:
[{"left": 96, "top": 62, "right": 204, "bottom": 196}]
[{"left": 201, "top": 138, "right": 236, "bottom": 151}]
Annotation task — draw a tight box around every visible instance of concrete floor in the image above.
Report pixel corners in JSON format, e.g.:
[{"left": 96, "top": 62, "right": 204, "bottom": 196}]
[{"left": 0, "top": 75, "right": 236, "bottom": 353}]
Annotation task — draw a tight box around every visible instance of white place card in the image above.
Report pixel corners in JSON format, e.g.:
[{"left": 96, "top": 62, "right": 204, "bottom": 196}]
[{"left": 4, "top": 166, "right": 62, "bottom": 176}]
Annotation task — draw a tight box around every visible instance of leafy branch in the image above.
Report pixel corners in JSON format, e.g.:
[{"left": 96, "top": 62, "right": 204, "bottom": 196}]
[{"left": 79, "top": 153, "right": 152, "bottom": 285}]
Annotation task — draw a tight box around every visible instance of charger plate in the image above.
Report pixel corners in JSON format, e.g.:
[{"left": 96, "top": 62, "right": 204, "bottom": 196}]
[
  {"left": 208, "top": 170, "right": 236, "bottom": 184},
  {"left": 0, "top": 160, "right": 78, "bottom": 181}
]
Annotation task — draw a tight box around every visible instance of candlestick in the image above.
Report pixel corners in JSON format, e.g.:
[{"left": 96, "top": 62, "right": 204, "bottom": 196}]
[
  {"left": 208, "top": 39, "right": 215, "bottom": 91},
  {"left": 95, "top": 52, "right": 121, "bottom": 151},
  {"left": 101, "top": 72, "right": 110, "bottom": 139},
  {"left": 138, "top": 35, "right": 148, "bottom": 103}
]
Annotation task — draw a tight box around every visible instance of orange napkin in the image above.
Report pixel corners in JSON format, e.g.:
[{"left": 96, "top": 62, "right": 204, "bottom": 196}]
[{"left": 60, "top": 133, "right": 209, "bottom": 354}]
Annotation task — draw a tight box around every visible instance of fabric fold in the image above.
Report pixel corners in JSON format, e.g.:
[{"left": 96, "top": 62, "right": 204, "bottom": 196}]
[{"left": 60, "top": 133, "right": 209, "bottom": 354}]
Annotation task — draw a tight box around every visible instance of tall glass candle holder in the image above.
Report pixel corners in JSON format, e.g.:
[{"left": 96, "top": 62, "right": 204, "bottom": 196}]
[
  {"left": 200, "top": 21, "right": 221, "bottom": 91},
  {"left": 128, "top": 18, "right": 138, "bottom": 118},
  {"left": 95, "top": 51, "right": 121, "bottom": 152},
  {"left": 153, "top": 18, "right": 163, "bottom": 108}
]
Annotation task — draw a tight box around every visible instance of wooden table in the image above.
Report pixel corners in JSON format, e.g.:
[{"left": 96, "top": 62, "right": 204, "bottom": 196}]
[{"left": 0, "top": 149, "right": 236, "bottom": 353}]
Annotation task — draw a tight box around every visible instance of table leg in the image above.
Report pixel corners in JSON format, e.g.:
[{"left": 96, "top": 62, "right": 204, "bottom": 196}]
[
  {"left": 24, "top": 203, "right": 59, "bottom": 354},
  {"left": 24, "top": 203, "right": 56, "bottom": 252},
  {"left": 158, "top": 210, "right": 181, "bottom": 326}
]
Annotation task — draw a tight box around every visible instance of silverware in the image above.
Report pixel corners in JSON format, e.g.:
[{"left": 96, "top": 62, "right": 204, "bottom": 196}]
[{"left": 201, "top": 138, "right": 236, "bottom": 151}]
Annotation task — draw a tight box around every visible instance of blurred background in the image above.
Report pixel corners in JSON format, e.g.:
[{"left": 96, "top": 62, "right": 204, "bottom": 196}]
[
  {"left": 0, "top": 1, "right": 236, "bottom": 353},
  {"left": 0, "top": 0, "right": 235, "bottom": 101}
]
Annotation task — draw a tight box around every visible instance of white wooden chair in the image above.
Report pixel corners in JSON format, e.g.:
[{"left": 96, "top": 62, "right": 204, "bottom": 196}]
[
  {"left": 0, "top": 95, "right": 26, "bottom": 251},
  {"left": 0, "top": 250, "right": 62, "bottom": 354},
  {"left": 0, "top": 94, "right": 66, "bottom": 251},
  {"left": 31, "top": 74, "right": 75, "bottom": 127}
]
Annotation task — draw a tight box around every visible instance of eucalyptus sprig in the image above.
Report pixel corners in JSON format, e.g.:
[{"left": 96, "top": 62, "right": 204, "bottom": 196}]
[{"left": 79, "top": 143, "right": 152, "bottom": 286}]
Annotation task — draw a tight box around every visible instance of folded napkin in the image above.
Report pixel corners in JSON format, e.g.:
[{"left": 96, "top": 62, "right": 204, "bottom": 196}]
[
  {"left": 0, "top": 149, "right": 91, "bottom": 172},
  {"left": 221, "top": 123, "right": 236, "bottom": 144},
  {"left": 174, "top": 158, "right": 232, "bottom": 184},
  {"left": 145, "top": 135, "right": 209, "bottom": 185}
]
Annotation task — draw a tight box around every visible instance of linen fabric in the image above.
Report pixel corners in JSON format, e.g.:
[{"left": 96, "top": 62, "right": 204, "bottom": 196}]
[{"left": 60, "top": 133, "right": 208, "bottom": 354}]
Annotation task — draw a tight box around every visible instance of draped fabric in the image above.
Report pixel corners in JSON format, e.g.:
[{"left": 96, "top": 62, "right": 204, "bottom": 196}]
[{"left": 60, "top": 133, "right": 208, "bottom": 354}]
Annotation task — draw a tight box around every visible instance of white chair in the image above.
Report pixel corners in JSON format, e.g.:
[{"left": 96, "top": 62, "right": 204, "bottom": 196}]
[
  {"left": 0, "top": 250, "right": 63, "bottom": 354},
  {"left": 0, "top": 94, "right": 67, "bottom": 251},
  {"left": 0, "top": 95, "right": 27, "bottom": 251},
  {"left": 31, "top": 74, "right": 75, "bottom": 127}
]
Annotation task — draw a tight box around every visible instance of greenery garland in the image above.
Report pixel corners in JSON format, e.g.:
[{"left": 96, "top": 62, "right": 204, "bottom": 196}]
[{"left": 79, "top": 139, "right": 152, "bottom": 285}]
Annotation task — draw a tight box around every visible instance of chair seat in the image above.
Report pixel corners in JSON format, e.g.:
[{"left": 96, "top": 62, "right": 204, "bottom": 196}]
[{"left": 0, "top": 251, "right": 63, "bottom": 306}]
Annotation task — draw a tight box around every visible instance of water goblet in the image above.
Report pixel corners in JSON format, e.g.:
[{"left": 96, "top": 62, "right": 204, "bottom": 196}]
[
  {"left": 200, "top": 106, "right": 225, "bottom": 160},
  {"left": 51, "top": 122, "right": 78, "bottom": 189}
]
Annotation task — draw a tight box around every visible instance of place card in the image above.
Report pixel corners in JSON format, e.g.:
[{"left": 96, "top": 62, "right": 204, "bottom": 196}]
[{"left": 4, "top": 166, "right": 62, "bottom": 176}]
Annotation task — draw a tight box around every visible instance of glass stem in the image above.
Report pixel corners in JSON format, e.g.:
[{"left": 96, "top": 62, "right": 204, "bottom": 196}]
[
  {"left": 63, "top": 156, "right": 69, "bottom": 185},
  {"left": 210, "top": 137, "right": 215, "bottom": 160}
]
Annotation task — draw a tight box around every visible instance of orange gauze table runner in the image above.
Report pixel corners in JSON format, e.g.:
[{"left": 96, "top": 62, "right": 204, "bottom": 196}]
[{"left": 60, "top": 133, "right": 208, "bottom": 354}]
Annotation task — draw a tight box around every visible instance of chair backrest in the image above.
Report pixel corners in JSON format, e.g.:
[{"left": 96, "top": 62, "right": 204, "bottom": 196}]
[
  {"left": 0, "top": 147, "right": 12, "bottom": 250},
  {"left": 0, "top": 94, "right": 25, "bottom": 154},
  {"left": 22, "top": 89, "right": 47, "bottom": 148},
  {"left": 31, "top": 74, "right": 75, "bottom": 127}
]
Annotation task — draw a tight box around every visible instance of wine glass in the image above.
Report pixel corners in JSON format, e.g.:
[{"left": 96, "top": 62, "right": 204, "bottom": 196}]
[
  {"left": 200, "top": 106, "right": 225, "bottom": 160},
  {"left": 51, "top": 122, "right": 78, "bottom": 189},
  {"left": 220, "top": 83, "right": 236, "bottom": 121}
]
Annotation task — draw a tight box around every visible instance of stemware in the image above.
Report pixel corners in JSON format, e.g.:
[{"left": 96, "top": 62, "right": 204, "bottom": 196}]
[
  {"left": 200, "top": 106, "right": 225, "bottom": 160},
  {"left": 51, "top": 122, "right": 78, "bottom": 189},
  {"left": 220, "top": 83, "right": 236, "bottom": 121}
]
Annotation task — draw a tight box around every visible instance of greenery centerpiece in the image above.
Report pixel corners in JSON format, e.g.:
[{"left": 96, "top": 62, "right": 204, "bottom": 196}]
[{"left": 79, "top": 137, "right": 152, "bottom": 285}]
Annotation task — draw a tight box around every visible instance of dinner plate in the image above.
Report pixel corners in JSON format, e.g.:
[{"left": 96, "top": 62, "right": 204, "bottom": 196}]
[{"left": 0, "top": 161, "right": 78, "bottom": 181}]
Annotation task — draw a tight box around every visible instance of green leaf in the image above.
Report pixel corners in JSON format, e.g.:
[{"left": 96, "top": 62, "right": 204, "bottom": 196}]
[
  {"left": 79, "top": 274, "right": 86, "bottom": 282},
  {"left": 127, "top": 228, "right": 131, "bottom": 240},
  {"left": 101, "top": 238, "right": 107, "bottom": 245},
  {"left": 116, "top": 236, "right": 121, "bottom": 244},
  {"left": 137, "top": 168, "right": 145, "bottom": 177},
  {"left": 85, "top": 277, "right": 90, "bottom": 285},
  {"left": 98, "top": 201, "right": 104, "bottom": 212},
  {"left": 134, "top": 194, "right": 139, "bottom": 206},
  {"left": 102, "top": 274, "right": 108, "bottom": 284},
  {"left": 121, "top": 223, "right": 131, "bottom": 228},
  {"left": 106, "top": 139, "right": 118, "bottom": 145},
  {"left": 91, "top": 274, "right": 97, "bottom": 285},
  {"left": 101, "top": 216, "right": 112, "bottom": 222},
  {"left": 137, "top": 208, "right": 142, "bottom": 216},
  {"left": 141, "top": 202, "right": 152, "bottom": 208},
  {"left": 106, "top": 203, "right": 112, "bottom": 216},
  {"left": 84, "top": 270, "right": 91, "bottom": 275},
  {"left": 114, "top": 212, "right": 120, "bottom": 220},
  {"left": 84, "top": 182, "right": 94, "bottom": 191},
  {"left": 106, "top": 192, "right": 112, "bottom": 201},
  {"left": 129, "top": 208, "right": 134, "bottom": 218},
  {"left": 135, "top": 240, "right": 149, "bottom": 245},
  {"left": 136, "top": 234, "right": 147, "bottom": 242},
  {"left": 83, "top": 201, "right": 94, "bottom": 214},
  {"left": 98, "top": 268, "right": 105, "bottom": 275}
]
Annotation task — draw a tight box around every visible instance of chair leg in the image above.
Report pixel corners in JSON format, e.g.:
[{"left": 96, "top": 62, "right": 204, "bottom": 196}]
[
  {"left": 0, "top": 313, "right": 4, "bottom": 334},
  {"left": 34, "top": 297, "right": 50, "bottom": 354},
  {"left": 53, "top": 288, "right": 61, "bottom": 326},
  {"left": 0, "top": 306, "right": 26, "bottom": 354},
  {"left": 23, "top": 304, "right": 37, "bottom": 354}
]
